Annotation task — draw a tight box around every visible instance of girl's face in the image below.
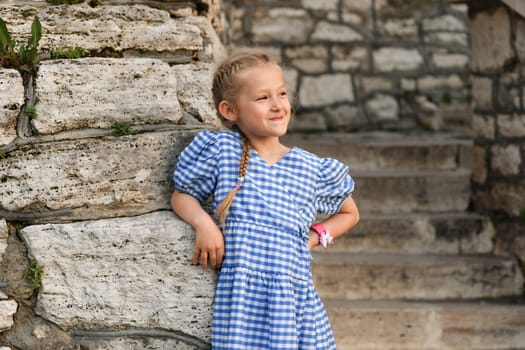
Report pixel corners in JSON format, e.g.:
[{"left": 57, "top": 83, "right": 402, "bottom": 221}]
[{"left": 222, "top": 62, "right": 291, "bottom": 143}]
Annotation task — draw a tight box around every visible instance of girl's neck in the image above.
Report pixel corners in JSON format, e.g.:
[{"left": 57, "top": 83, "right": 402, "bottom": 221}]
[{"left": 250, "top": 138, "right": 290, "bottom": 166}]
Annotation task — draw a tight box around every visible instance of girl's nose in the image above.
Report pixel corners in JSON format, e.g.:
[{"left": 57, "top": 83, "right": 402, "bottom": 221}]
[{"left": 271, "top": 95, "right": 283, "bottom": 110}]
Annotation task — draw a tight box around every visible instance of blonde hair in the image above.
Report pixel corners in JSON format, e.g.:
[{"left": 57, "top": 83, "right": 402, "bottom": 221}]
[{"left": 212, "top": 48, "right": 275, "bottom": 227}]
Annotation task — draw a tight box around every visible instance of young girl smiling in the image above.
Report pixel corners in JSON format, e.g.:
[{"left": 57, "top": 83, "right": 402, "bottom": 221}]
[{"left": 171, "top": 49, "right": 359, "bottom": 349}]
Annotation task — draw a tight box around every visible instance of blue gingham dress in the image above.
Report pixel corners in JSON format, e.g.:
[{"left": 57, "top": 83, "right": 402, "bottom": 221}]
[{"left": 173, "top": 130, "right": 354, "bottom": 349}]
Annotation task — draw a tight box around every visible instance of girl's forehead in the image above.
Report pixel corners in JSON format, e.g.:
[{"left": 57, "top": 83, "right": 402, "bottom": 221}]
[{"left": 235, "top": 63, "right": 285, "bottom": 89}]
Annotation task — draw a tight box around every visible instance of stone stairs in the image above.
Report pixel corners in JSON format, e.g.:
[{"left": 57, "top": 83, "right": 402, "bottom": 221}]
[{"left": 283, "top": 132, "right": 525, "bottom": 350}]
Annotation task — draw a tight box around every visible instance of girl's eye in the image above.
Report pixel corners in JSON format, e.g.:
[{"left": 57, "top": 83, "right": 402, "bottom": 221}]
[
  {"left": 280, "top": 91, "right": 288, "bottom": 97},
  {"left": 256, "top": 96, "right": 268, "bottom": 101}
]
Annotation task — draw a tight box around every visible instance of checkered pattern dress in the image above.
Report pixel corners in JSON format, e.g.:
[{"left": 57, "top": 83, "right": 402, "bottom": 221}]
[{"left": 173, "top": 130, "right": 354, "bottom": 349}]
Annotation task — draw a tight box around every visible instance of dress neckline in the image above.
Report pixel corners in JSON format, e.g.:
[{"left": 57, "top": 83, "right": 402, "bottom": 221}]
[{"left": 250, "top": 146, "right": 296, "bottom": 167}]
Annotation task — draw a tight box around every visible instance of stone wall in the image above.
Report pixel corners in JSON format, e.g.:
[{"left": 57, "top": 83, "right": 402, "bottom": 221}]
[
  {"left": 0, "top": 1, "right": 222, "bottom": 348},
  {"left": 469, "top": 0, "right": 525, "bottom": 264},
  {"left": 225, "top": 0, "right": 472, "bottom": 133}
]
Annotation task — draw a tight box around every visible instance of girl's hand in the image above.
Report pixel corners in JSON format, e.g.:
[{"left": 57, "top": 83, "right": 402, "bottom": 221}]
[
  {"left": 192, "top": 221, "right": 225, "bottom": 270},
  {"left": 308, "top": 230, "right": 319, "bottom": 250},
  {"left": 170, "top": 191, "right": 225, "bottom": 270}
]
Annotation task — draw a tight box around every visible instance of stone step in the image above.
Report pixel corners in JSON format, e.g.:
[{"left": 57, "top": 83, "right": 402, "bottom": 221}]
[
  {"left": 325, "top": 299, "right": 525, "bottom": 350},
  {"left": 351, "top": 169, "right": 471, "bottom": 213},
  {"left": 331, "top": 212, "right": 494, "bottom": 255},
  {"left": 311, "top": 253, "right": 524, "bottom": 300},
  {"left": 283, "top": 131, "right": 472, "bottom": 171}
]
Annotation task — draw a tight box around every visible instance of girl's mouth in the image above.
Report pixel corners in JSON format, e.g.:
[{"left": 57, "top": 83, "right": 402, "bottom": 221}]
[{"left": 270, "top": 116, "right": 284, "bottom": 121}]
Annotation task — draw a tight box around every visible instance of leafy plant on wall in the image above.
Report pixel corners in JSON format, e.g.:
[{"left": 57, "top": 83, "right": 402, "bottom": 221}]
[{"left": 0, "top": 16, "right": 42, "bottom": 75}]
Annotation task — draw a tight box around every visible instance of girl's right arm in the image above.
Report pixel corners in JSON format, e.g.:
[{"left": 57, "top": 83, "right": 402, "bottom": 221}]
[{"left": 170, "top": 190, "right": 224, "bottom": 270}]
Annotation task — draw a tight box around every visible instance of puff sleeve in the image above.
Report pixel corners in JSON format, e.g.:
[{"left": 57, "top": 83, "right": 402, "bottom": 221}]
[
  {"left": 173, "top": 131, "right": 219, "bottom": 204},
  {"left": 315, "top": 158, "right": 355, "bottom": 215}
]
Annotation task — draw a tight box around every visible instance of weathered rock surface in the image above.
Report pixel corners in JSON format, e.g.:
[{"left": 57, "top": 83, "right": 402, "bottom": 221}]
[
  {"left": 0, "top": 130, "right": 198, "bottom": 222},
  {"left": 0, "top": 220, "right": 7, "bottom": 264},
  {"left": 313, "top": 253, "right": 524, "bottom": 300},
  {"left": 171, "top": 63, "right": 219, "bottom": 127},
  {"left": 337, "top": 212, "right": 494, "bottom": 255},
  {"left": 19, "top": 211, "right": 216, "bottom": 343},
  {"left": 1, "top": 4, "right": 211, "bottom": 60},
  {"left": 0, "top": 299, "right": 17, "bottom": 332},
  {"left": 34, "top": 58, "right": 183, "bottom": 135},
  {"left": 327, "top": 300, "right": 525, "bottom": 350},
  {"left": 0, "top": 69, "right": 24, "bottom": 146}
]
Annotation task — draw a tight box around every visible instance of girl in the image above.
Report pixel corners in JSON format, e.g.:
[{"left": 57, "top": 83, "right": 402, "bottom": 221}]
[{"left": 171, "top": 49, "right": 359, "bottom": 349}]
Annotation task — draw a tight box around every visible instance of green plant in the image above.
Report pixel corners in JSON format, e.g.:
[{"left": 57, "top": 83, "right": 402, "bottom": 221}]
[
  {"left": 24, "top": 261, "right": 44, "bottom": 289},
  {"left": 0, "top": 150, "right": 7, "bottom": 159},
  {"left": 51, "top": 46, "right": 87, "bottom": 59},
  {"left": 25, "top": 106, "right": 38, "bottom": 120},
  {"left": 154, "top": 4, "right": 169, "bottom": 11},
  {"left": 440, "top": 92, "right": 452, "bottom": 105},
  {"left": 112, "top": 122, "right": 135, "bottom": 136},
  {"left": 0, "top": 16, "right": 41, "bottom": 73}
]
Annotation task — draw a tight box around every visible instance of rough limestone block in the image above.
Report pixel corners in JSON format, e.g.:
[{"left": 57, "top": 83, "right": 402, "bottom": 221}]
[
  {"left": 251, "top": 8, "right": 313, "bottom": 43},
  {"left": 0, "top": 5, "right": 206, "bottom": 58},
  {"left": 0, "top": 299, "right": 17, "bottom": 332},
  {"left": 313, "top": 253, "right": 523, "bottom": 300},
  {"left": 19, "top": 211, "right": 216, "bottom": 343},
  {"left": 365, "top": 94, "right": 399, "bottom": 121},
  {"left": 0, "top": 219, "right": 7, "bottom": 264},
  {"left": 373, "top": 47, "right": 424, "bottom": 72},
  {"left": 336, "top": 213, "right": 494, "bottom": 255},
  {"left": 299, "top": 74, "right": 354, "bottom": 108},
  {"left": 34, "top": 58, "right": 182, "bottom": 135},
  {"left": 0, "top": 69, "right": 24, "bottom": 146},
  {"left": 76, "top": 336, "right": 201, "bottom": 350},
  {"left": 171, "top": 63, "right": 219, "bottom": 127},
  {"left": 311, "top": 21, "right": 363, "bottom": 42},
  {"left": 497, "top": 113, "right": 525, "bottom": 138},
  {"left": 0, "top": 130, "right": 196, "bottom": 222},
  {"left": 478, "top": 180, "right": 525, "bottom": 217},
  {"left": 470, "top": 6, "right": 513, "bottom": 71},
  {"left": 327, "top": 300, "right": 525, "bottom": 350}
]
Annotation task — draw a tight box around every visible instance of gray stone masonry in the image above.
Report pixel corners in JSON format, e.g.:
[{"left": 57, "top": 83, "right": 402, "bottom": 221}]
[
  {"left": 470, "top": 2, "right": 525, "bottom": 223},
  {"left": 226, "top": 0, "right": 471, "bottom": 133}
]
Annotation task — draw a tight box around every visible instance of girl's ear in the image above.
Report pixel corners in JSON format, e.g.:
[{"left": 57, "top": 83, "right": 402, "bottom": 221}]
[{"left": 218, "top": 100, "right": 238, "bottom": 122}]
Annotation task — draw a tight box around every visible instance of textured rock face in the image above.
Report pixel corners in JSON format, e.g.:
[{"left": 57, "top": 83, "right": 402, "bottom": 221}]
[
  {"left": 0, "top": 2, "right": 223, "bottom": 348},
  {"left": 1, "top": 5, "right": 206, "bottom": 58},
  {"left": 0, "top": 130, "right": 196, "bottom": 221},
  {"left": 34, "top": 58, "right": 182, "bottom": 135},
  {"left": 0, "top": 69, "right": 24, "bottom": 146},
  {"left": 0, "top": 299, "right": 17, "bottom": 332},
  {"left": 171, "top": 63, "right": 219, "bottom": 127},
  {"left": 19, "top": 211, "right": 216, "bottom": 343},
  {"left": 470, "top": 3, "right": 525, "bottom": 219}
]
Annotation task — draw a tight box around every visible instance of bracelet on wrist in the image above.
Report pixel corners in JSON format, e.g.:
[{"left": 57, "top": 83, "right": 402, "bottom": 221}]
[{"left": 310, "top": 223, "right": 333, "bottom": 248}]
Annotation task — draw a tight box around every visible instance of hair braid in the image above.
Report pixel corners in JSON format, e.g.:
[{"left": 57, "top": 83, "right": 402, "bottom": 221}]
[{"left": 215, "top": 133, "right": 250, "bottom": 228}]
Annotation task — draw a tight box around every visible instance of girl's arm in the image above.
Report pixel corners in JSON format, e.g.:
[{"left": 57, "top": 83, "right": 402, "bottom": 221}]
[
  {"left": 308, "top": 196, "right": 359, "bottom": 250},
  {"left": 170, "top": 190, "right": 224, "bottom": 270}
]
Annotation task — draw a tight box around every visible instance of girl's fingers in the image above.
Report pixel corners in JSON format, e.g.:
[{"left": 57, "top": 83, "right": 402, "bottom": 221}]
[
  {"left": 192, "top": 247, "right": 201, "bottom": 266},
  {"left": 200, "top": 251, "right": 209, "bottom": 270},
  {"left": 209, "top": 250, "right": 217, "bottom": 269},
  {"left": 216, "top": 248, "right": 224, "bottom": 268}
]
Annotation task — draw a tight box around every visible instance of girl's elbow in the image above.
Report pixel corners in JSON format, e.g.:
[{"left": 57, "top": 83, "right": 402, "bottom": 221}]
[
  {"left": 354, "top": 209, "right": 360, "bottom": 226},
  {"left": 350, "top": 199, "right": 360, "bottom": 226}
]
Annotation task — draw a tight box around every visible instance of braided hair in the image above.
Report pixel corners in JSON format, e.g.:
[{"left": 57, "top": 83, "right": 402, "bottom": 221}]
[{"left": 212, "top": 49, "right": 274, "bottom": 227}]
